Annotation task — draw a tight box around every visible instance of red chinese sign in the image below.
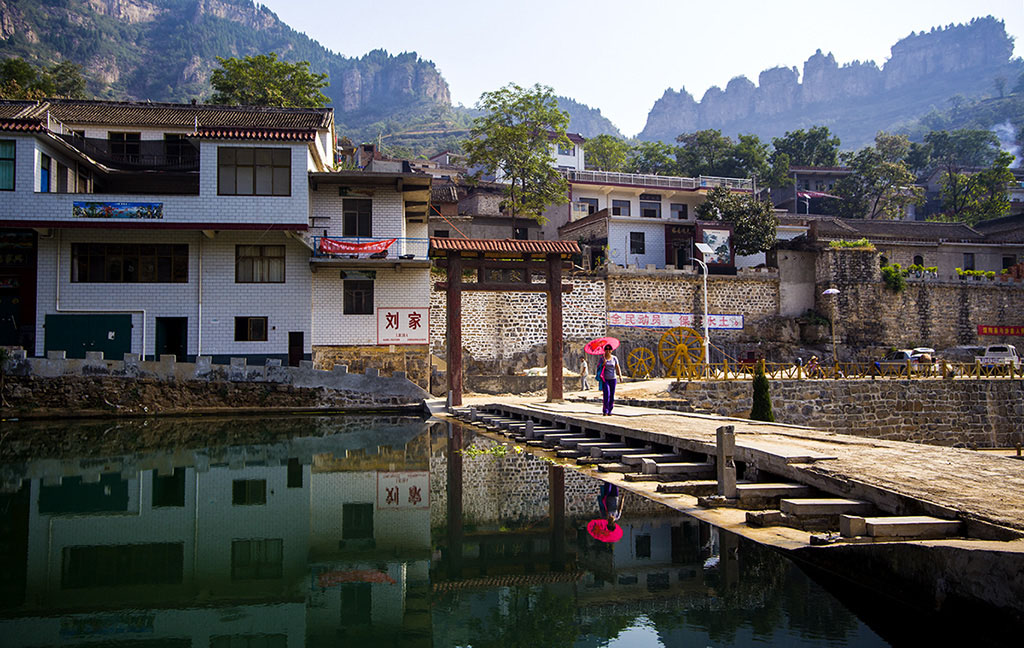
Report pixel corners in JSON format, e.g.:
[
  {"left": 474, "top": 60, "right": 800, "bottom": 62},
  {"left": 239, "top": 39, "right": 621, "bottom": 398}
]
[
  {"left": 319, "top": 237, "right": 396, "bottom": 255},
  {"left": 377, "top": 307, "right": 429, "bottom": 345},
  {"left": 377, "top": 471, "right": 429, "bottom": 510},
  {"left": 977, "top": 325, "right": 1024, "bottom": 336},
  {"left": 317, "top": 569, "right": 397, "bottom": 588}
]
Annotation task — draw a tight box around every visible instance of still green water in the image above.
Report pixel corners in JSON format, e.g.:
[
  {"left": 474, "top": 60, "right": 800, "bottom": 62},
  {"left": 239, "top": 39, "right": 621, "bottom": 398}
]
[{"left": 0, "top": 415, "right": 998, "bottom": 647}]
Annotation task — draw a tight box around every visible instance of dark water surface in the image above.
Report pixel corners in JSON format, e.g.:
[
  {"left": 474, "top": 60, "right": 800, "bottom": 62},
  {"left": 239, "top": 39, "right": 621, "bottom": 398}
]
[{"left": 0, "top": 415, "right": 1001, "bottom": 647}]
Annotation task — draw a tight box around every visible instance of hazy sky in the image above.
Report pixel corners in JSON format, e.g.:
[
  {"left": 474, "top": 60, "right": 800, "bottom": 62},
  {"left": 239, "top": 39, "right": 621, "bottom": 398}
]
[{"left": 257, "top": 0, "right": 1023, "bottom": 136}]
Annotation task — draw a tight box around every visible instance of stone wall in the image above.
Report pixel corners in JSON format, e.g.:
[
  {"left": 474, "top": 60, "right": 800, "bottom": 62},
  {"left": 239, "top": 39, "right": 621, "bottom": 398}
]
[
  {"left": 672, "top": 379, "right": 1024, "bottom": 447},
  {"left": 313, "top": 344, "right": 430, "bottom": 390}
]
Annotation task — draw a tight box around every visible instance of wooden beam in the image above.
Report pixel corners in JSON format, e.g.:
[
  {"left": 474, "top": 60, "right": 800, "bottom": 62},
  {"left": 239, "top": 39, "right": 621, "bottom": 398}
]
[
  {"left": 547, "top": 252, "right": 564, "bottom": 402},
  {"left": 435, "top": 282, "right": 574, "bottom": 293},
  {"left": 446, "top": 251, "right": 463, "bottom": 407}
]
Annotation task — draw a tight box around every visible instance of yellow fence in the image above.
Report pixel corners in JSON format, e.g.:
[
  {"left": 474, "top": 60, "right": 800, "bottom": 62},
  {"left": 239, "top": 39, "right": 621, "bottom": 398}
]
[{"left": 696, "top": 360, "right": 1022, "bottom": 381}]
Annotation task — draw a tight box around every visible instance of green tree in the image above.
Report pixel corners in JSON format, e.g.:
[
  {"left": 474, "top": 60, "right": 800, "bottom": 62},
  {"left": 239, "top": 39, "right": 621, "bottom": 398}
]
[
  {"left": 830, "top": 133, "right": 923, "bottom": 220},
  {"left": 50, "top": 60, "right": 88, "bottom": 99},
  {"left": 675, "top": 129, "right": 735, "bottom": 176},
  {"left": 771, "top": 126, "right": 840, "bottom": 167},
  {"left": 625, "top": 140, "right": 677, "bottom": 175},
  {"left": 210, "top": 53, "right": 329, "bottom": 107},
  {"left": 932, "top": 151, "right": 1014, "bottom": 224},
  {"left": 924, "top": 129, "right": 1002, "bottom": 220},
  {"left": 584, "top": 134, "right": 630, "bottom": 171},
  {"left": 695, "top": 186, "right": 778, "bottom": 256},
  {"left": 0, "top": 57, "right": 55, "bottom": 99},
  {"left": 463, "top": 83, "right": 570, "bottom": 226},
  {"left": 750, "top": 359, "right": 774, "bottom": 422}
]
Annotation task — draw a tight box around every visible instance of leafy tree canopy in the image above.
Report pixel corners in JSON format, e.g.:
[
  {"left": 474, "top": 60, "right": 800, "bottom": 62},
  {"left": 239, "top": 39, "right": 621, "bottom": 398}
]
[
  {"left": 463, "top": 83, "right": 570, "bottom": 224},
  {"left": 930, "top": 150, "right": 1014, "bottom": 224},
  {"left": 771, "top": 126, "right": 841, "bottom": 167},
  {"left": 625, "top": 140, "right": 677, "bottom": 175},
  {"left": 584, "top": 134, "right": 630, "bottom": 172},
  {"left": 210, "top": 53, "right": 330, "bottom": 107},
  {"left": 0, "top": 57, "right": 87, "bottom": 100},
  {"left": 694, "top": 186, "right": 778, "bottom": 256},
  {"left": 830, "top": 133, "right": 923, "bottom": 220}
]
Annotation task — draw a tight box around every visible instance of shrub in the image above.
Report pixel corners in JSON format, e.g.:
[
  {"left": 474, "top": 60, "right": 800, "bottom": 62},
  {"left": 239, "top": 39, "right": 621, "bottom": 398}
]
[
  {"left": 750, "top": 359, "right": 775, "bottom": 422},
  {"left": 828, "top": 238, "right": 875, "bottom": 250},
  {"left": 880, "top": 263, "right": 907, "bottom": 292}
]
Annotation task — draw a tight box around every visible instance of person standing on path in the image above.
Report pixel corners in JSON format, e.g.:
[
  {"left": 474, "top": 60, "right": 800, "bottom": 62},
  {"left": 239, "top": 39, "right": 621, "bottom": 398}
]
[
  {"left": 600, "top": 343, "right": 620, "bottom": 415},
  {"left": 598, "top": 480, "right": 624, "bottom": 528},
  {"left": 579, "top": 355, "right": 590, "bottom": 391}
]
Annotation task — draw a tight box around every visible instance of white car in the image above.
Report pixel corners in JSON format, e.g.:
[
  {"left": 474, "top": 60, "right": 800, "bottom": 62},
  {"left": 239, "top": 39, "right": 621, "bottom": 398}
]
[{"left": 980, "top": 344, "right": 1021, "bottom": 369}]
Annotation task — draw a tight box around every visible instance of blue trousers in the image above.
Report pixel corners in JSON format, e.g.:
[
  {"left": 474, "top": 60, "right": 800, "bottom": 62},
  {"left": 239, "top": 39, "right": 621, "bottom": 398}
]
[{"left": 602, "top": 379, "right": 617, "bottom": 414}]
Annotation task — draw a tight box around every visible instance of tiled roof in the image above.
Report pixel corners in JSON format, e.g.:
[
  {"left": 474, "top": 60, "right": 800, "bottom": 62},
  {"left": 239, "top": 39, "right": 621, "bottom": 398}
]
[
  {"left": 814, "top": 217, "right": 983, "bottom": 242},
  {"left": 431, "top": 184, "right": 460, "bottom": 203},
  {"left": 0, "top": 118, "right": 45, "bottom": 132},
  {"left": 973, "top": 213, "right": 1024, "bottom": 243},
  {"left": 192, "top": 126, "right": 316, "bottom": 141},
  {"left": 0, "top": 99, "right": 333, "bottom": 130},
  {"left": 429, "top": 238, "right": 580, "bottom": 256}
]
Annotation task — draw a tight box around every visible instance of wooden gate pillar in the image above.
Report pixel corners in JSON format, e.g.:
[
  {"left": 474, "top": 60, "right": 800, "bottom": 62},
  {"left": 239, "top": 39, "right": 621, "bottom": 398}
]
[
  {"left": 546, "top": 252, "right": 564, "bottom": 402},
  {"left": 446, "top": 251, "right": 463, "bottom": 406}
]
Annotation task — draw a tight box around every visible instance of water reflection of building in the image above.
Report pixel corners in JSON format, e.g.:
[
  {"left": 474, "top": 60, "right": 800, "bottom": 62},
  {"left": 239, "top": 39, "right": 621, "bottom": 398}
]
[{"left": 0, "top": 417, "right": 435, "bottom": 648}]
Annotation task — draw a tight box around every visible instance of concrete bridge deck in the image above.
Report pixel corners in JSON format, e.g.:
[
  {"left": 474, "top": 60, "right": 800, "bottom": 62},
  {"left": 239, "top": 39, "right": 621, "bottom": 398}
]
[{"left": 447, "top": 393, "right": 1024, "bottom": 541}]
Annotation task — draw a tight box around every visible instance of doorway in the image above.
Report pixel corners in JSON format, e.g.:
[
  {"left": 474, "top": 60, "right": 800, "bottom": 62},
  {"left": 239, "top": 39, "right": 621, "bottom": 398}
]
[
  {"left": 288, "top": 331, "right": 304, "bottom": 366},
  {"left": 155, "top": 317, "right": 188, "bottom": 362}
]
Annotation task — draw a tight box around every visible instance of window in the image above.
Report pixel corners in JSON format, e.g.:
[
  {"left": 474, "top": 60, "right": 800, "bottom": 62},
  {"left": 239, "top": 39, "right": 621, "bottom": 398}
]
[
  {"left": 639, "top": 201, "right": 661, "bottom": 218},
  {"left": 164, "top": 134, "right": 190, "bottom": 165},
  {"left": 513, "top": 226, "right": 529, "bottom": 240},
  {"left": 62, "top": 543, "right": 183, "bottom": 588},
  {"left": 232, "top": 479, "right": 267, "bottom": 505},
  {"left": 218, "top": 147, "right": 291, "bottom": 196},
  {"left": 56, "top": 161, "right": 69, "bottom": 192},
  {"left": 344, "top": 280, "right": 373, "bottom": 315},
  {"left": 671, "top": 203, "right": 688, "bottom": 220},
  {"left": 434, "top": 230, "right": 449, "bottom": 238},
  {"left": 557, "top": 143, "right": 575, "bottom": 156},
  {"left": 1003, "top": 255, "right": 1017, "bottom": 270},
  {"left": 580, "top": 198, "right": 599, "bottom": 214},
  {"left": 343, "top": 198, "right": 372, "bottom": 237},
  {"left": 71, "top": 243, "right": 188, "bottom": 283},
  {"left": 612, "top": 200, "right": 631, "bottom": 216},
  {"left": 287, "top": 458, "right": 303, "bottom": 488},
  {"left": 152, "top": 468, "right": 186, "bottom": 507},
  {"left": 963, "top": 253, "right": 975, "bottom": 271},
  {"left": 236, "top": 245, "right": 285, "bottom": 283},
  {"left": 76, "top": 166, "right": 92, "bottom": 193},
  {"left": 0, "top": 140, "right": 14, "bottom": 190},
  {"left": 342, "top": 503, "right": 374, "bottom": 539},
  {"left": 340, "top": 584, "right": 372, "bottom": 626},
  {"left": 231, "top": 539, "right": 283, "bottom": 580},
  {"left": 108, "top": 132, "right": 141, "bottom": 160},
  {"left": 40, "top": 154, "right": 51, "bottom": 192},
  {"left": 913, "top": 254, "right": 924, "bottom": 266},
  {"left": 635, "top": 534, "right": 652, "bottom": 559},
  {"left": 630, "top": 232, "right": 645, "bottom": 255},
  {"left": 235, "top": 317, "right": 268, "bottom": 342}
]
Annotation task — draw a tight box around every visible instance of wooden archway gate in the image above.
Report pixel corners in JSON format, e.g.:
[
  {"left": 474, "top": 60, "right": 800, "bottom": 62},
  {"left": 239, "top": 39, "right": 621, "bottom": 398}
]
[{"left": 430, "top": 238, "right": 580, "bottom": 406}]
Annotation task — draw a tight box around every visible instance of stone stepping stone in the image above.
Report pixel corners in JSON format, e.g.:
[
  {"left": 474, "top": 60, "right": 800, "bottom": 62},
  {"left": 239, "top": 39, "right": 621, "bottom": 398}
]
[
  {"left": 737, "top": 483, "right": 813, "bottom": 499},
  {"left": 621, "top": 453, "right": 688, "bottom": 466},
  {"left": 658, "top": 479, "right": 747, "bottom": 495},
  {"left": 780, "top": 498, "right": 873, "bottom": 517},
  {"left": 841, "top": 515, "right": 962, "bottom": 539},
  {"left": 597, "top": 462, "right": 637, "bottom": 473},
  {"left": 642, "top": 461, "right": 715, "bottom": 477},
  {"left": 591, "top": 446, "right": 653, "bottom": 459},
  {"left": 556, "top": 436, "right": 602, "bottom": 449},
  {"left": 556, "top": 449, "right": 587, "bottom": 459}
]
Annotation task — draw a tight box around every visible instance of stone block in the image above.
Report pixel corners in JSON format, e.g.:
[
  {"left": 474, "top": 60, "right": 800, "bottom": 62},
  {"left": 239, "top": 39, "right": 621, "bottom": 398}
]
[
  {"left": 780, "top": 498, "right": 873, "bottom": 516},
  {"left": 334, "top": 364, "right": 349, "bottom": 374},
  {"left": 265, "top": 358, "right": 282, "bottom": 367},
  {"left": 85, "top": 351, "right": 103, "bottom": 361},
  {"left": 840, "top": 515, "right": 867, "bottom": 537},
  {"left": 47, "top": 350, "right": 66, "bottom": 360},
  {"left": 864, "top": 516, "right": 961, "bottom": 538},
  {"left": 299, "top": 360, "right": 314, "bottom": 370}
]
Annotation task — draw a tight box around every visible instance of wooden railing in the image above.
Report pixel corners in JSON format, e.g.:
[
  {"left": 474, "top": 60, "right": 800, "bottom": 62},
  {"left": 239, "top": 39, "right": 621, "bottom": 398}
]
[{"left": 692, "top": 360, "right": 1022, "bottom": 381}]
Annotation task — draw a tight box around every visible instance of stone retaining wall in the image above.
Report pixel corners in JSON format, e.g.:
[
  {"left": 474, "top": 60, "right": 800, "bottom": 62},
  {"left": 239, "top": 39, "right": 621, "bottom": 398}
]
[{"left": 671, "top": 378, "right": 1024, "bottom": 447}]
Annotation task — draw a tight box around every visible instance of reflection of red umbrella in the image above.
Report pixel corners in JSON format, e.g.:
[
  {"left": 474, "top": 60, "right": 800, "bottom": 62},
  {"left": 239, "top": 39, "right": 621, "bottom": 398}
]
[
  {"left": 585, "top": 337, "right": 620, "bottom": 355},
  {"left": 587, "top": 518, "right": 624, "bottom": 543}
]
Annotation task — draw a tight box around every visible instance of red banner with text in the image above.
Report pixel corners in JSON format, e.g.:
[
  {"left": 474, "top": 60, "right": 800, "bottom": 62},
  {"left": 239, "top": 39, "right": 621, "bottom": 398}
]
[
  {"left": 318, "top": 237, "right": 396, "bottom": 255},
  {"left": 977, "top": 325, "right": 1024, "bottom": 336}
]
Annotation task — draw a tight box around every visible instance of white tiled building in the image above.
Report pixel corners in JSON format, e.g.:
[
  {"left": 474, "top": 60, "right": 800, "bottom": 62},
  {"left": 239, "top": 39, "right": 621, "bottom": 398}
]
[{"left": 0, "top": 100, "right": 433, "bottom": 383}]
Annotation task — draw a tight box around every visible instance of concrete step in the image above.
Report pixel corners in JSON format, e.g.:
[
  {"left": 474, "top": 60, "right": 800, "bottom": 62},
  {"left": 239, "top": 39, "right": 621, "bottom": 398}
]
[
  {"left": 556, "top": 449, "right": 587, "bottom": 459},
  {"left": 557, "top": 436, "right": 602, "bottom": 449},
  {"left": 737, "top": 483, "right": 814, "bottom": 499},
  {"left": 542, "top": 432, "right": 581, "bottom": 447},
  {"left": 841, "top": 515, "right": 962, "bottom": 539},
  {"left": 621, "top": 453, "right": 688, "bottom": 466},
  {"left": 656, "top": 479, "right": 722, "bottom": 496},
  {"left": 591, "top": 446, "right": 653, "bottom": 459},
  {"left": 575, "top": 442, "right": 630, "bottom": 454},
  {"left": 597, "top": 462, "right": 637, "bottom": 473},
  {"left": 643, "top": 461, "right": 715, "bottom": 477},
  {"left": 780, "top": 498, "right": 873, "bottom": 517}
]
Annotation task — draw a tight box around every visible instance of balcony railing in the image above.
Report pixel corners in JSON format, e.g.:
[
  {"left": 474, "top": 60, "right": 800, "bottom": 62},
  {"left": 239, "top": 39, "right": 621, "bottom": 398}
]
[
  {"left": 56, "top": 134, "right": 199, "bottom": 172},
  {"left": 310, "top": 236, "right": 429, "bottom": 260},
  {"left": 563, "top": 169, "right": 752, "bottom": 191}
]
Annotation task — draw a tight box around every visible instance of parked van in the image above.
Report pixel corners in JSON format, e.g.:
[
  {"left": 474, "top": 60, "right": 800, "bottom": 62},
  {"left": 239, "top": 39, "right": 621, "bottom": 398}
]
[{"left": 980, "top": 344, "right": 1021, "bottom": 369}]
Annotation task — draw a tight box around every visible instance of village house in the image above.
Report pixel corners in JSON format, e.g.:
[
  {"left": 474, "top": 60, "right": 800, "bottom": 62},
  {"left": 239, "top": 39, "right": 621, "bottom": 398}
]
[{"left": 0, "top": 99, "right": 433, "bottom": 385}]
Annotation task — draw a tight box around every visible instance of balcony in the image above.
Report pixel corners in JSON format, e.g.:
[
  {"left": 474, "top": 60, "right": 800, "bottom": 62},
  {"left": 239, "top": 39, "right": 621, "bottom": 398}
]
[
  {"left": 562, "top": 169, "right": 752, "bottom": 192},
  {"left": 56, "top": 134, "right": 199, "bottom": 172},
  {"left": 309, "top": 236, "right": 430, "bottom": 265}
]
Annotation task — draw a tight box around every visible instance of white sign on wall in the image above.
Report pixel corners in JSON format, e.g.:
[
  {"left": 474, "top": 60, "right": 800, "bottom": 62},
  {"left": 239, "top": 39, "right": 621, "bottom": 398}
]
[
  {"left": 608, "top": 311, "right": 744, "bottom": 330},
  {"left": 377, "top": 307, "right": 429, "bottom": 345},
  {"left": 377, "top": 471, "right": 429, "bottom": 510}
]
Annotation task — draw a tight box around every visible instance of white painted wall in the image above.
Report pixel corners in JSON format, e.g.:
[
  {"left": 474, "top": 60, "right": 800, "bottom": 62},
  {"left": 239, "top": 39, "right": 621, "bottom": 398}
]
[{"left": 607, "top": 220, "right": 666, "bottom": 268}]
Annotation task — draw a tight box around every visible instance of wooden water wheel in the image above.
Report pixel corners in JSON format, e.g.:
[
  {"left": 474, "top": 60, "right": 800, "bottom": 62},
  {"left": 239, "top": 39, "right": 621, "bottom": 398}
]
[
  {"left": 658, "top": 327, "right": 705, "bottom": 379},
  {"left": 626, "top": 347, "right": 656, "bottom": 379}
]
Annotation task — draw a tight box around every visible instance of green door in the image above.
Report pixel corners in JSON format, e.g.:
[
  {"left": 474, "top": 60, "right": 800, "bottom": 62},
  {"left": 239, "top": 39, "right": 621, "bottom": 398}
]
[{"left": 44, "top": 313, "right": 132, "bottom": 359}]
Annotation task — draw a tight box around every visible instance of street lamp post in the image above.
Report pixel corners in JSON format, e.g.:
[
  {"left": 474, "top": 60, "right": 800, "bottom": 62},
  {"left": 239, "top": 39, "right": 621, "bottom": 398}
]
[
  {"left": 695, "top": 243, "right": 715, "bottom": 379},
  {"left": 822, "top": 288, "right": 840, "bottom": 371}
]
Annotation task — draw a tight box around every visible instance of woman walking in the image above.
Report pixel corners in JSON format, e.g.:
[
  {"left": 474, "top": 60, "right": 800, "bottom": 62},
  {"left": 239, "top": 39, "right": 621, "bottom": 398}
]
[{"left": 600, "top": 343, "right": 619, "bottom": 415}]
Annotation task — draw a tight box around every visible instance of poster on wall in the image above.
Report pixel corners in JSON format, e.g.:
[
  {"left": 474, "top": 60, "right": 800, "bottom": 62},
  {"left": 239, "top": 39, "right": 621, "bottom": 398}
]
[
  {"left": 377, "top": 307, "right": 429, "bottom": 344},
  {"left": 72, "top": 202, "right": 163, "bottom": 219},
  {"left": 377, "top": 471, "right": 429, "bottom": 510},
  {"left": 695, "top": 221, "right": 734, "bottom": 268},
  {"left": 608, "top": 311, "right": 743, "bottom": 330}
]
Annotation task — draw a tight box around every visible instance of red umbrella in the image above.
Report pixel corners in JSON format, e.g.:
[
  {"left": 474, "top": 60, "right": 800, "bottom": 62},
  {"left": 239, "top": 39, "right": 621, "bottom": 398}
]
[
  {"left": 585, "top": 337, "right": 620, "bottom": 355},
  {"left": 587, "top": 518, "right": 624, "bottom": 543}
]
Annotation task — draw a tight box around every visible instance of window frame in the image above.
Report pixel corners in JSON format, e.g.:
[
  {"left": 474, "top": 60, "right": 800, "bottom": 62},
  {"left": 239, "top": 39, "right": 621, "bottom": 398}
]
[
  {"left": 71, "top": 243, "right": 189, "bottom": 283},
  {"left": 234, "top": 316, "right": 269, "bottom": 342},
  {"left": 232, "top": 479, "right": 267, "bottom": 506},
  {"left": 40, "top": 153, "right": 51, "bottom": 192},
  {"left": 629, "top": 231, "right": 646, "bottom": 255},
  {"left": 218, "top": 146, "right": 292, "bottom": 196},
  {"left": 639, "top": 201, "right": 661, "bottom": 218},
  {"left": 557, "top": 143, "right": 575, "bottom": 156},
  {"left": 230, "top": 539, "right": 283, "bottom": 580},
  {"left": 579, "top": 197, "right": 599, "bottom": 215},
  {"left": 342, "top": 198, "right": 372, "bottom": 237},
  {"left": 670, "top": 203, "right": 688, "bottom": 220},
  {"left": 235, "top": 244, "right": 285, "bottom": 284},
  {"left": 963, "top": 252, "right": 976, "bottom": 271},
  {"left": 108, "top": 132, "right": 141, "bottom": 160},
  {"left": 0, "top": 139, "right": 15, "bottom": 191},
  {"left": 343, "top": 280, "right": 374, "bottom": 315},
  {"left": 611, "top": 200, "right": 631, "bottom": 217}
]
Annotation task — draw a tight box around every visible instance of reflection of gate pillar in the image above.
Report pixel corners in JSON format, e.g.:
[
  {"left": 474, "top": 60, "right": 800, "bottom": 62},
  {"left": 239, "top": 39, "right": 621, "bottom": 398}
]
[{"left": 431, "top": 239, "right": 579, "bottom": 407}]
